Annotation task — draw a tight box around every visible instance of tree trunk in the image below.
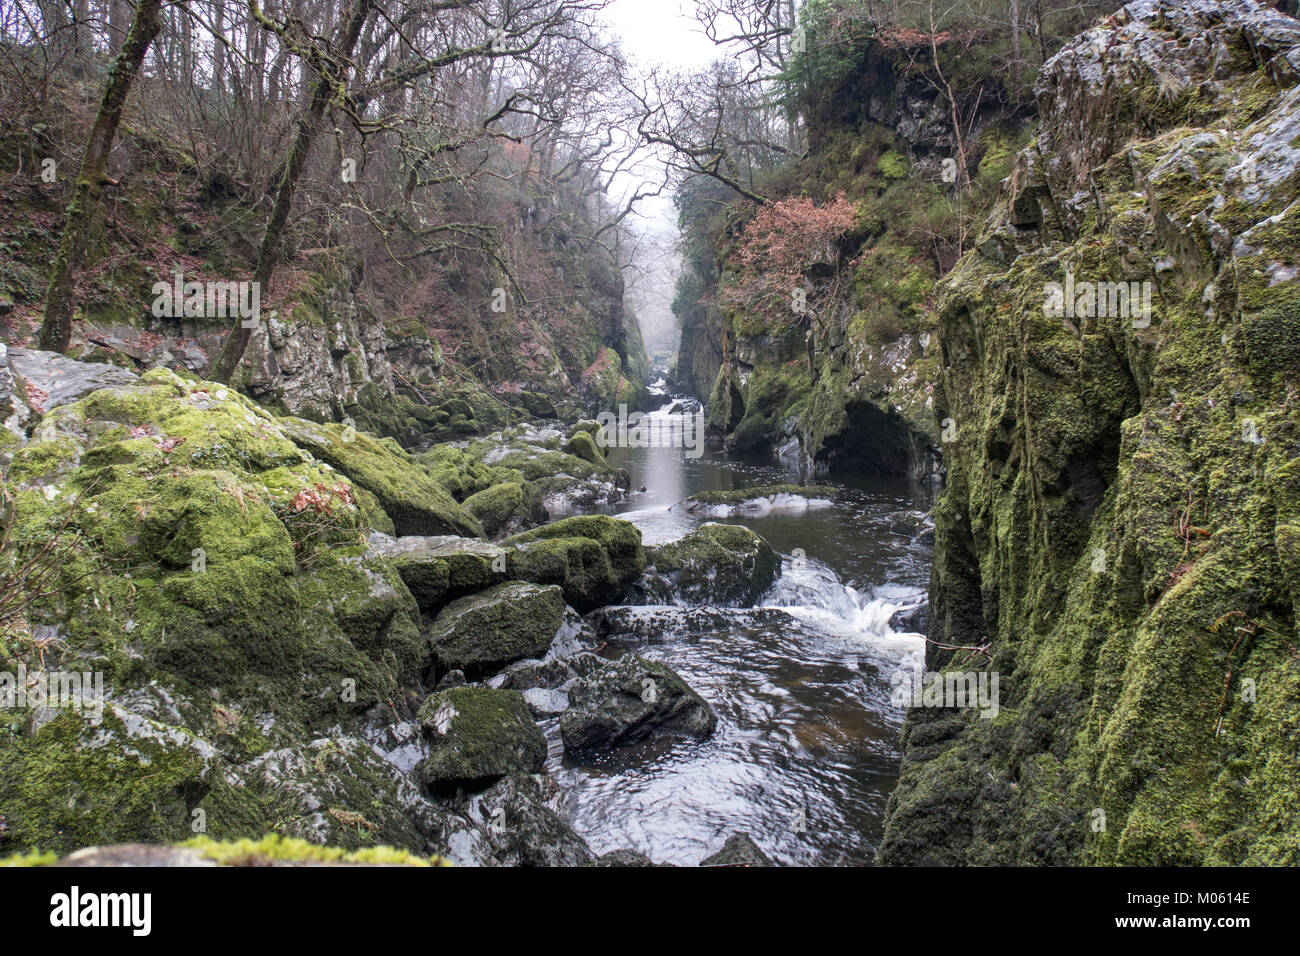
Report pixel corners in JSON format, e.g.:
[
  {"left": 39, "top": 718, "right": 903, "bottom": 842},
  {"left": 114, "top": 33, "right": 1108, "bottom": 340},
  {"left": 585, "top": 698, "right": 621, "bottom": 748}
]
[
  {"left": 108, "top": 0, "right": 129, "bottom": 55},
  {"left": 37, "top": 0, "right": 165, "bottom": 354},
  {"left": 209, "top": 0, "right": 373, "bottom": 384},
  {"left": 1009, "top": 0, "right": 1022, "bottom": 101}
]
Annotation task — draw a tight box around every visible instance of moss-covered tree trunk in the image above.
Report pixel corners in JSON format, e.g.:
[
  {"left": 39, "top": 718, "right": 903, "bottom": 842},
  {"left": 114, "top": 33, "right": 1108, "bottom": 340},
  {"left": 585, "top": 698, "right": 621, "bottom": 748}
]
[
  {"left": 37, "top": 0, "right": 165, "bottom": 354},
  {"left": 209, "top": 0, "right": 372, "bottom": 385}
]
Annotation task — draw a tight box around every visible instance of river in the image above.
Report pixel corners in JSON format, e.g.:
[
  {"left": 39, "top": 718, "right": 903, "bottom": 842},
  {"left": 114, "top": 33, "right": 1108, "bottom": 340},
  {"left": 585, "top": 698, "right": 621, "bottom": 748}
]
[{"left": 543, "top": 391, "right": 937, "bottom": 866}]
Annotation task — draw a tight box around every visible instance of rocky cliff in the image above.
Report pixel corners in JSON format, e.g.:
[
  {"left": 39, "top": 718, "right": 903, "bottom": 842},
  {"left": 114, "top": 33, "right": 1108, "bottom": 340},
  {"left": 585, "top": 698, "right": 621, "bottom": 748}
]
[
  {"left": 673, "top": 23, "right": 1033, "bottom": 479},
  {"left": 881, "top": 0, "right": 1300, "bottom": 865}
]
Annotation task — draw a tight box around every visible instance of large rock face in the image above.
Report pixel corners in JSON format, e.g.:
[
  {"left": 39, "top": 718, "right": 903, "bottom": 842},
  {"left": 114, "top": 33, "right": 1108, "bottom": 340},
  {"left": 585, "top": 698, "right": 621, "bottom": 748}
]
[{"left": 881, "top": 0, "right": 1300, "bottom": 866}]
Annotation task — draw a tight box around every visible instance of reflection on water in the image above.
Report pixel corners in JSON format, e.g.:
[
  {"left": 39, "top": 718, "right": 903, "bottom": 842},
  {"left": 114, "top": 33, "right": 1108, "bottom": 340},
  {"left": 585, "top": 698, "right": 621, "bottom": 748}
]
[{"left": 549, "top": 400, "right": 936, "bottom": 866}]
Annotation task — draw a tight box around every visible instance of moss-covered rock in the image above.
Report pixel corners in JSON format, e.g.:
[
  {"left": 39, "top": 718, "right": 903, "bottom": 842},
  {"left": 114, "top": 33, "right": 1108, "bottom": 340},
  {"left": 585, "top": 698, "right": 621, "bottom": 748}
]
[
  {"left": 699, "top": 832, "right": 773, "bottom": 867},
  {"left": 563, "top": 429, "right": 604, "bottom": 465},
  {"left": 462, "top": 481, "right": 546, "bottom": 538},
  {"left": 426, "top": 582, "right": 567, "bottom": 680},
  {"left": 279, "top": 416, "right": 482, "bottom": 537},
  {"left": 559, "top": 654, "right": 717, "bottom": 754},
  {"left": 505, "top": 515, "right": 645, "bottom": 612},
  {"left": 415, "top": 687, "right": 547, "bottom": 794},
  {"left": 635, "top": 524, "right": 779, "bottom": 607}
]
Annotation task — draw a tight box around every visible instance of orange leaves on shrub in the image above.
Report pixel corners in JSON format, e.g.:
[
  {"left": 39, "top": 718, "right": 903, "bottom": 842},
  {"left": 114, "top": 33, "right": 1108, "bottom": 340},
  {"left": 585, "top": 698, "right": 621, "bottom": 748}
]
[{"left": 720, "top": 193, "right": 856, "bottom": 331}]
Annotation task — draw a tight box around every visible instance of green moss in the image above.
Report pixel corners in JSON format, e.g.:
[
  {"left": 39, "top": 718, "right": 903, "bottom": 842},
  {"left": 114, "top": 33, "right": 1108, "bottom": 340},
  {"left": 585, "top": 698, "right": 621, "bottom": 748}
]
[
  {"left": 279, "top": 417, "right": 483, "bottom": 537},
  {"left": 415, "top": 686, "right": 546, "bottom": 794},
  {"left": 426, "top": 581, "right": 566, "bottom": 680},
  {"left": 181, "top": 834, "right": 443, "bottom": 866},
  {"left": 876, "top": 148, "right": 909, "bottom": 180},
  {"left": 563, "top": 429, "right": 604, "bottom": 465},
  {"left": 506, "top": 515, "right": 645, "bottom": 612},
  {"left": 462, "top": 481, "right": 545, "bottom": 537},
  {"left": 641, "top": 523, "right": 779, "bottom": 606}
]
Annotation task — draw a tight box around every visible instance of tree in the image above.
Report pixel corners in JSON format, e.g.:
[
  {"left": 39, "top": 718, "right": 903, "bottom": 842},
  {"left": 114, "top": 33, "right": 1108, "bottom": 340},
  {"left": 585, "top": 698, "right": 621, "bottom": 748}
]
[
  {"left": 37, "top": 0, "right": 166, "bottom": 353},
  {"left": 209, "top": 0, "right": 374, "bottom": 384}
]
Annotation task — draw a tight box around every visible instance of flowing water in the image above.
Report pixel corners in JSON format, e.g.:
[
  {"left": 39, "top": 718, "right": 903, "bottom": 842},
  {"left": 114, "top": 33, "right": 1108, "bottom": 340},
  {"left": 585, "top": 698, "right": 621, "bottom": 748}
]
[{"left": 545, "top": 395, "right": 937, "bottom": 866}]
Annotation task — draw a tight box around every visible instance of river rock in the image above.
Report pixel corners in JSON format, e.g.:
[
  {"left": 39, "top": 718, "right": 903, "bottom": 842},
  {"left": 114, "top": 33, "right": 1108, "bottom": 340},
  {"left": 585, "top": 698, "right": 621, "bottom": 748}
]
[
  {"left": 426, "top": 581, "right": 567, "bottom": 680},
  {"left": 437, "top": 774, "right": 595, "bottom": 867},
  {"left": 632, "top": 523, "right": 779, "bottom": 607},
  {"left": 677, "top": 484, "right": 840, "bottom": 518},
  {"left": 559, "top": 654, "right": 717, "bottom": 753},
  {"left": 367, "top": 533, "right": 510, "bottom": 612},
  {"left": 699, "top": 833, "right": 773, "bottom": 867},
  {"left": 416, "top": 687, "right": 547, "bottom": 794},
  {"left": 594, "top": 849, "right": 669, "bottom": 867},
  {"left": 505, "top": 514, "right": 646, "bottom": 612}
]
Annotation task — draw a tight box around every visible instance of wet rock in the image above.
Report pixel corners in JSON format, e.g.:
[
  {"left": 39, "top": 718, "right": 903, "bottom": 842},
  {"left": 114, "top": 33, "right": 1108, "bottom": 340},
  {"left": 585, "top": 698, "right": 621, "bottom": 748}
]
[
  {"left": 677, "top": 484, "right": 839, "bottom": 518},
  {"left": 426, "top": 581, "right": 567, "bottom": 680},
  {"left": 497, "top": 650, "right": 606, "bottom": 691},
  {"left": 520, "top": 686, "right": 570, "bottom": 718},
  {"left": 699, "top": 833, "right": 773, "bottom": 867},
  {"left": 632, "top": 523, "right": 779, "bottom": 607},
  {"left": 594, "top": 848, "right": 671, "bottom": 867},
  {"left": 437, "top": 774, "right": 595, "bottom": 867},
  {"left": 416, "top": 687, "right": 546, "bottom": 794},
  {"left": 559, "top": 654, "right": 717, "bottom": 753}
]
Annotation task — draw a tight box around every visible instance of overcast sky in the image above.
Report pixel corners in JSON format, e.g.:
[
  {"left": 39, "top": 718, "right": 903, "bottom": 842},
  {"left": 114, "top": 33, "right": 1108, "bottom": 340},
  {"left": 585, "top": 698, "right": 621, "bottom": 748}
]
[
  {"left": 604, "top": 0, "right": 719, "bottom": 72},
  {"left": 597, "top": 0, "right": 727, "bottom": 357}
]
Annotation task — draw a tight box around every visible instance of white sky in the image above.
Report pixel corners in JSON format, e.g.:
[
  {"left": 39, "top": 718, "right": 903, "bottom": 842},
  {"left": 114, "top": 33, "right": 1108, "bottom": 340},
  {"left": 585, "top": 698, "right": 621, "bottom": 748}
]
[
  {"left": 603, "top": 0, "right": 719, "bottom": 72},
  {"left": 596, "top": 1, "right": 731, "bottom": 355}
]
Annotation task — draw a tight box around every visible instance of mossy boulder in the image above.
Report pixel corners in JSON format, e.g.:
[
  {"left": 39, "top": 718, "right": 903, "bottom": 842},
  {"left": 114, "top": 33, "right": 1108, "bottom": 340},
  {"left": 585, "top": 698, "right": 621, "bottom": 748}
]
[
  {"left": 279, "top": 416, "right": 482, "bottom": 537},
  {"left": 563, "top": 429, "right": 604, "bottom": 465},
  {"left": 462, "top": 481, "right": 546, "bottom": 538},
  {"left": 559, "top": 654, "right": 717, "bottom": 754},
  {"left": 366, "top": 534, "right": 510, "bottom": 613},
  {"left": 505, "top": 515, "right": 645, "bottom": 612},
  {"left": 415, "top": 687, "right": 547, "bottom": 794},
  {"left": 417, "top": 444, "right": 522, "bottom": 501},
  {"left": 635, "top": 523, "right": 779, "bottom": 607},
  {"left": 426, "top": 582, "right": 567, "bottom": 680}
]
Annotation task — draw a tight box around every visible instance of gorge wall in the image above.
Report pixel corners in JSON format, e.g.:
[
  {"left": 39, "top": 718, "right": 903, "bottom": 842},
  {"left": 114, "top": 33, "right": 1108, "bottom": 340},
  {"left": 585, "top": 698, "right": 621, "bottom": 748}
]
[
  {"left": 881, "top": 0, "right": 1300, "bottom": 865},
  {"left": 672, "top": 24, "right": 1036, "bottom": 479},
  {"left": 0, "top": 109, "right": 649, "bottom": 450}
]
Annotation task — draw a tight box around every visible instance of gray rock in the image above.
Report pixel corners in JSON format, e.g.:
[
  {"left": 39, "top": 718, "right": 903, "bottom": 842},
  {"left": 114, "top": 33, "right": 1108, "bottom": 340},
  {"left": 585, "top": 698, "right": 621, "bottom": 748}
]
[
  {"left": 416, "top": 686, "right": 547, "bottom": 794},
  {"left": 426, "top": 581, "right": 567, "bottom": 680},
  {"left": 559, "top": 654, "right": 717, "bottom": 753},
  {"left": 699, "top": 832, "right": 773, "bottom": 867}
]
